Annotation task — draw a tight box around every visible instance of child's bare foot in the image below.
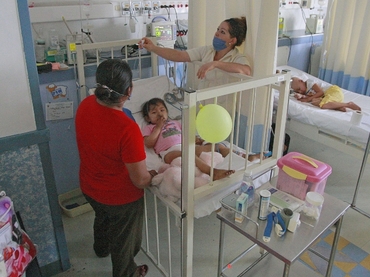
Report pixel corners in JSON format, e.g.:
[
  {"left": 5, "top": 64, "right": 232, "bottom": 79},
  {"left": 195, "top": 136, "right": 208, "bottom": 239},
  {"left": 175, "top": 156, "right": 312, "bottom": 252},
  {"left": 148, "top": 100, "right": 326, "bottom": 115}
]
[
  {"left": 213, "top": 169, "right": 235, "bottom": 180},
  {"left": 347, "top": 102, "right": 361, "bottom": 111}
]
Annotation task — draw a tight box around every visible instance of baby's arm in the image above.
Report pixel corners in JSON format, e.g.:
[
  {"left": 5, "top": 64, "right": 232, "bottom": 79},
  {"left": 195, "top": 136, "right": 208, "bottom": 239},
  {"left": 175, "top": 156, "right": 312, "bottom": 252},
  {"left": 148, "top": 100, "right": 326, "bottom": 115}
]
[
  {"left": 294, "top": 93, "right": 307, "bottom": 100},
  {"left": 144, "top": 117, "right": 167, "bottom": 148},
  {"left": 311, "top": 83, "right": 324, "bottom": 97},
  {"left": 298, "top": 83, "right": 324, "bottom": 103}
]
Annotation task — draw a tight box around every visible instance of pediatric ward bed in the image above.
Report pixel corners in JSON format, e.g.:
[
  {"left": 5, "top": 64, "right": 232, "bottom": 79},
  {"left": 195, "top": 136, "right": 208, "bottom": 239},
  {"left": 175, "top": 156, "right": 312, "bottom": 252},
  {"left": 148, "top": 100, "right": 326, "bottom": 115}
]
[
  {"left": 75, "top": 39, "right": 291, "bottom": 277},
  {"left": 275, "top": 65, "right": 370, "bottom": 158}
]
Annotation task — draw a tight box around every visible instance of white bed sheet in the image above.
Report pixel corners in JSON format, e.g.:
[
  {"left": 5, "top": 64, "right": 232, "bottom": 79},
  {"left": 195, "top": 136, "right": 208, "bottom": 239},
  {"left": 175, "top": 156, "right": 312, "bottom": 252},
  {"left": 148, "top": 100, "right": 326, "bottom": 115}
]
[
  {"left": 127, "top": 75, "right": 270, "bottom": 218},
  {"left": 275, "top": 66, "right": 370, "bottom": 147}
]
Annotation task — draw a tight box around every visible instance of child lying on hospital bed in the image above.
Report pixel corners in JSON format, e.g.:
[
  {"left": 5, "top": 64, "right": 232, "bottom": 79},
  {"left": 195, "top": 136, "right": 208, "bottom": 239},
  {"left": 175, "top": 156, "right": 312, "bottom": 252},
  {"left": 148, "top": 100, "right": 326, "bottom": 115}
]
[
  {"left": 141, "top": 97, "right": 235, "bottom": 181},
  {"left": 291, "top": 77, "right": 361, "bottom": 112}
]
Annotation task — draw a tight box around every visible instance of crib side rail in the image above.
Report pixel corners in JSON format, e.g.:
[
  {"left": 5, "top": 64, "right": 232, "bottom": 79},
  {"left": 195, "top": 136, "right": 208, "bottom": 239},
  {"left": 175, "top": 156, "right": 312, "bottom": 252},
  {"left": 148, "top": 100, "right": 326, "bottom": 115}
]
[
  {"left": 75, "top": 37, "right": 158, "bottom": 101},
  {"left": 181, "top": 72, "right": 291, "bottom": 202}
]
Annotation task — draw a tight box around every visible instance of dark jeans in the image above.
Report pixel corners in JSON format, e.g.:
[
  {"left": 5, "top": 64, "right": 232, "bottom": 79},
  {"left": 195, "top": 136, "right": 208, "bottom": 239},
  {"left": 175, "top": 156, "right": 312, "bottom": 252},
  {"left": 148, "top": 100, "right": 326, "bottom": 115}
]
[{"left": 84, "top": 194, "right": 144, "bottom": 277}]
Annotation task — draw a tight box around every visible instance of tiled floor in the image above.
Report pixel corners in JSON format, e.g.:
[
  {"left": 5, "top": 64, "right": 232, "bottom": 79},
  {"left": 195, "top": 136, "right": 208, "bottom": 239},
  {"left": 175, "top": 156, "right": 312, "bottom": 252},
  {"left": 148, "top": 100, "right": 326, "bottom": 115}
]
[{"left": 52, "top": 130, "right": 370, "bottom": 277}]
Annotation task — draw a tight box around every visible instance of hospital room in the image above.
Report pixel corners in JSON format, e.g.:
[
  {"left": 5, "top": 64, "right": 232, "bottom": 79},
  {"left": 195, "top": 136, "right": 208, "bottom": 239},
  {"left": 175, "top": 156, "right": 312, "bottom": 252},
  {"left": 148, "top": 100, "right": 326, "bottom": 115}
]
[{"left": 1, "top": 0, "right": 370, "bottom": 276}]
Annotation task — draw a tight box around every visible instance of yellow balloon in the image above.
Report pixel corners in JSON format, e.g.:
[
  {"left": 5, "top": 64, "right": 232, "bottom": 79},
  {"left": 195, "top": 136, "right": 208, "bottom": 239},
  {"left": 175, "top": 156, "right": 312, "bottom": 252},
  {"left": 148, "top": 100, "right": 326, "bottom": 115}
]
[{"left": 196, "top": 104, "right": 232, "bottom": 143}]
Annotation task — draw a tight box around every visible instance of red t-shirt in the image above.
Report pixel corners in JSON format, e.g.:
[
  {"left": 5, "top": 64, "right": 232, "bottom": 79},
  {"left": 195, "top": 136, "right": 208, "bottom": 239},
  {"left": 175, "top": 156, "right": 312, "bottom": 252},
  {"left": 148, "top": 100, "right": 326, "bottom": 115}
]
[{"left": 75, "top": 95, "right": 146, "bottom": 205}]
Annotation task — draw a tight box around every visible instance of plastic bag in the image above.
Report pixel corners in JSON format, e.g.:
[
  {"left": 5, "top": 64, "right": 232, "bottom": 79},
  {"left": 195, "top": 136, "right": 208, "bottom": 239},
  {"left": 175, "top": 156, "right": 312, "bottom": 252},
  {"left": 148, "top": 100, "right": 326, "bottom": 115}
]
[{"left": 0, "top": 192, "right": 37, "bottom": 277}]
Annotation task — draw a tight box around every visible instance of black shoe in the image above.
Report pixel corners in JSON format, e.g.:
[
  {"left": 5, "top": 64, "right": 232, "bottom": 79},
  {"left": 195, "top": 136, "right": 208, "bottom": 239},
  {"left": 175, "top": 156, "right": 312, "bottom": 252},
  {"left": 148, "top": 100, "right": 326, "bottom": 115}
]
[{"left": 93, "top": 246, "right": 110, "bottom": 258}]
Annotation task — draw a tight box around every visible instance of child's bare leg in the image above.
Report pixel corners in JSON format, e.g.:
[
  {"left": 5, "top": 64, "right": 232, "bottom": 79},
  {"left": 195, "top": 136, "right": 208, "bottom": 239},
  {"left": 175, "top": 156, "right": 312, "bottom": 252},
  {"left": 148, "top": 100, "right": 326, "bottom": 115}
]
[
  {"left": 321, "top": 101, "right": 361, "bottom": 112},
  {"left": 164, "top": 150, "right": 182, "bottom": 164},
  {"left": 215, "top": 143, "right": 230, "bottom": 157},
  {"left": 311, "top": 98, "right": 321, "bottom": 107},
  {"left": 198, "top": 142, "right": 265, "bottom": 162},
  {"left": 247, "top": 153, "right": 263, "bottom": 162},
  {"left": 197, "top": 143, "right": 230, "bottom": 157},
  {"left": 347, "top": 102, "right": 361, "bottom": 111},
  {"left": 195, "top": 156, "right": 234, "bottom": 181},
  {"left": 213, "top": 168, "right": 235, "bottom": 180}
]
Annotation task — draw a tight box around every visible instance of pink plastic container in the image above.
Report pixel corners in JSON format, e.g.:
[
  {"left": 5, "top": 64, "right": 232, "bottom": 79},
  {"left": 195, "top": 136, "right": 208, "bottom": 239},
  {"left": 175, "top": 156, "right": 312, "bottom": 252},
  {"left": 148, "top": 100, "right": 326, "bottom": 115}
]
[{"left": 276, "top": 152, "right": 332, "bottom": 200}]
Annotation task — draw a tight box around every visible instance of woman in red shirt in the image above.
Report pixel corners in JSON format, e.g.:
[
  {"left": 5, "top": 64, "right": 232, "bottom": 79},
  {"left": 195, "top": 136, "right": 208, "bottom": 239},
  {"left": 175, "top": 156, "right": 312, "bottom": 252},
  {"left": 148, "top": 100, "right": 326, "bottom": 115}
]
[{"left": 76, "top": 59, "right": 155, "bottom": 277}]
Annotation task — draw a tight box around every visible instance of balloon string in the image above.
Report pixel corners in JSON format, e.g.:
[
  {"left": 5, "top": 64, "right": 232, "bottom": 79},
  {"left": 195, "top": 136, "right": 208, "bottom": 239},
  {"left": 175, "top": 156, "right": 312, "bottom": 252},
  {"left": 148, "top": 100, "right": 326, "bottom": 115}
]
[{"left": 210, "top": 142, "right": 215, "bottom": 182}]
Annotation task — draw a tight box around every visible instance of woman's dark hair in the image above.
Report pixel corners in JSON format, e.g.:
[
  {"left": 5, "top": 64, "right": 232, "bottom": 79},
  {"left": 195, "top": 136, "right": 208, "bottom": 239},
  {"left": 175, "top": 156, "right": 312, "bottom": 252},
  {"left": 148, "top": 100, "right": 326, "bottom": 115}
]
[
  {"left": 95, "top": 59, "right": 133, "bottom": 105},
  {"left": 141, "top": 98, "right": 168, "bottom": 119},
  {"left": 225, "top": 16, "right": 247, "bottom": 47}
]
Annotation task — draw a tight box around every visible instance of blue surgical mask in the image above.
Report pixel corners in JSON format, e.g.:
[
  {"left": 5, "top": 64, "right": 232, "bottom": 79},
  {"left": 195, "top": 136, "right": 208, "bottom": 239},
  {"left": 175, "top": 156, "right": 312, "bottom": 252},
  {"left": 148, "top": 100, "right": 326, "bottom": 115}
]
[{"left": 212, "top": 37, "right": 227, "bottom": 51}]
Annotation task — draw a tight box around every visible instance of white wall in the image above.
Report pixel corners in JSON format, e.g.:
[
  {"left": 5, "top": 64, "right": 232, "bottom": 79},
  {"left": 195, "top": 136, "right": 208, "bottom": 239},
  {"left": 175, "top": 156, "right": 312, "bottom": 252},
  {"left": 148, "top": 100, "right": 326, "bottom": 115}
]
[
  {"left": 279, "top": 2, "right": 328, "bottom": 33},
  {"left": 0, "top": 0, "right": 36, "bottom": 138},
  {"left": 28, "top": 0, "right": 188, "bottom": 47}
]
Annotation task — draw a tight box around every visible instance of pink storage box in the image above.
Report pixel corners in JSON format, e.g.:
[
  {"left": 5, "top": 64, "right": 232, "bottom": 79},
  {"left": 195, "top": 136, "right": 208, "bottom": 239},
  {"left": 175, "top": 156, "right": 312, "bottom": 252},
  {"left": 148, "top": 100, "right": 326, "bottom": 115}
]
[{"left": 276, "top": 152, "right": 332, "bottom": 200}]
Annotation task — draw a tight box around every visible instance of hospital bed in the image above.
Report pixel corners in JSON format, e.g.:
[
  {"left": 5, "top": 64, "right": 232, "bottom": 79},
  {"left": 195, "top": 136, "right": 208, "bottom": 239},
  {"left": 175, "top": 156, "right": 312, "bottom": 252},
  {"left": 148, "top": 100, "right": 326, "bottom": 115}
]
[
  {"left": 76, "top": 39, "right": 291, "bottom": 277},
  {"left": 275, "top": 65, "right": 370, "bottom": 159}
]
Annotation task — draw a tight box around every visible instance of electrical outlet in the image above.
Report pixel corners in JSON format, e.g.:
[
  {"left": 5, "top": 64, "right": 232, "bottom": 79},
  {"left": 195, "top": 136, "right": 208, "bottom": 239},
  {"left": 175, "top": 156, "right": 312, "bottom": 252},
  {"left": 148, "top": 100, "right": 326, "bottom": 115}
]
[
  {"left": 121, "top": 1, "right": 131, "bottom": 15},
  {"left": 152, "top": 1, "right": 160, "bottom": 13},
  {"left": 142, "top": 1, "right": 152, "bottom": 14},
  {"left": 131, "top": 1, "right": 142, "bottom": 14},
  {"left": 302, "top": 0, "right": 314, "bottom": 9}
]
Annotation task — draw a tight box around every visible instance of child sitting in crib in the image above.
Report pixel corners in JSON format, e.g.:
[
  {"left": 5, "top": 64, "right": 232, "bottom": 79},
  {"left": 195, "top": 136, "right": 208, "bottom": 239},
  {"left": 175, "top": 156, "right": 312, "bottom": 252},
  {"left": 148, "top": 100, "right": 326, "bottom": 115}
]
[
  {"left": 291, "top": 77, "right": 361, "bottom": 112},
  {"left": 141, "top": 98, "right": 235, "bottom": 181}
]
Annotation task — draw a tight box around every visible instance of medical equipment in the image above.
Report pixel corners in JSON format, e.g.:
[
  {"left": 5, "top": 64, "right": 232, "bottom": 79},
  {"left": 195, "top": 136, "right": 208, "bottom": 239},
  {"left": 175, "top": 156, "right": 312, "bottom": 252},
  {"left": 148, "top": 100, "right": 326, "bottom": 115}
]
[
  {"left": 80, "top": 0, "right": 94, "bottom": 43},
  {"left": 306, "top": 14, "right": 324, "bottom": 34},
  {"left": 147, "top": 21, "right": 177, "bottom": 48},
  {"left": 66, "top": 34, "right": 83, "bottom": 65}
]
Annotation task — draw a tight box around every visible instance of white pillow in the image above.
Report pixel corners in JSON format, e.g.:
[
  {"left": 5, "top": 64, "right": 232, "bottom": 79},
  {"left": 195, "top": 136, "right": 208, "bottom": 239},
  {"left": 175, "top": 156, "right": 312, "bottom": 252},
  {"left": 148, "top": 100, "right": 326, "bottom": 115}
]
[{"left": 127, "top": 75, "right": 176, "bottom": 114}]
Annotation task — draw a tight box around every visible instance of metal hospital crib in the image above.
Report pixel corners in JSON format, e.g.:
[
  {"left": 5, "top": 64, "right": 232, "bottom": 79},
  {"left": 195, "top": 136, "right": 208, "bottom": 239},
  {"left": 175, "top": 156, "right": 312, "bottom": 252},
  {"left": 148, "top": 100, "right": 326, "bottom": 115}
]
[{"left": 75, "top": 38, "right": 291, "bottom": 277}]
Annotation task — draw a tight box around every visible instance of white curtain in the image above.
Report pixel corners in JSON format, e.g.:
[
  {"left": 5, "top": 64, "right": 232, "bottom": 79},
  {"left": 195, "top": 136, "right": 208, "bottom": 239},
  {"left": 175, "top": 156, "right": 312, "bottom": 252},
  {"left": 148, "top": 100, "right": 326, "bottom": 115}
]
[
  {"left": 187, "top": 0, "right": 280, "bottom": 82},
  {"left": 186, "top": 0, "right": 280, "bottom": 149},
  {"left": 319, "top": 0, "right": 370, "bottom": 95}
]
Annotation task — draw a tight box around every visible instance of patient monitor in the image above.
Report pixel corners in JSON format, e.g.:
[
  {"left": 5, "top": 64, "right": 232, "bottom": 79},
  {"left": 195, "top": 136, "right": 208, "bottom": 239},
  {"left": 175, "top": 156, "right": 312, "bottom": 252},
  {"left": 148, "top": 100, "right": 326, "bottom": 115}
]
[{"left": 147, "top": 21, "right": 177, "bottom": 49}]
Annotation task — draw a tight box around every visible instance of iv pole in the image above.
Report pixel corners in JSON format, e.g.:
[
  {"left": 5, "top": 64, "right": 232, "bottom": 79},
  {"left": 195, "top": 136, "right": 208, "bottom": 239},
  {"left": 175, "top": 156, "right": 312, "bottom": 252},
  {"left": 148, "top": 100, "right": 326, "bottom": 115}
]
[
  {"left": 80, "top": 0, "right": 94, "bottom": 43},
  {"left": 351, "top": 132, "right": 370, "bottom": 219}
]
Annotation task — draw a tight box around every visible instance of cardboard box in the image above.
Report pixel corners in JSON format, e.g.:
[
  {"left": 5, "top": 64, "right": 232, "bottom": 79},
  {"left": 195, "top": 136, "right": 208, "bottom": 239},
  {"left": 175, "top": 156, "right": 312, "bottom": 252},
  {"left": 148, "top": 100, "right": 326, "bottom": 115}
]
[
  {"left": 235, "top": 193, "right": 248, "bottom": 223},
  {"left": 276, "top": 152, "right": 332, "bottom": 200}
]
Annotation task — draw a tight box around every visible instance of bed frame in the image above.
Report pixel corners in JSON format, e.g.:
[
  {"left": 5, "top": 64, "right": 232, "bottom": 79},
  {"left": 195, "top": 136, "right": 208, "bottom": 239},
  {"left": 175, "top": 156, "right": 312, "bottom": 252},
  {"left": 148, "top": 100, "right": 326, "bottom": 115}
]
[
  {"left": 75, "top": 39, "right": 291, "bottom": 277},
  {"left": 286, "top": 118, "right": 366, "bottom": 157}
]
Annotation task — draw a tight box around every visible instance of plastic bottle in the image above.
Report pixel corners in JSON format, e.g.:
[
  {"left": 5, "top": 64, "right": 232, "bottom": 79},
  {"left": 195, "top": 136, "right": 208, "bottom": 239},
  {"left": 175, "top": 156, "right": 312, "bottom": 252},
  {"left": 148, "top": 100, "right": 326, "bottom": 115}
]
[
  {"left": 54, "top": 46, "right": 65, "bottom": 63},
  {"left": 239, "top": 170, "right": 255, "bottom": 208},
  {"left": 278, "top": 13, "right": 284, "bottom": 37},
  {"left": 35, "top": 39, "right": 46, "bottom": 63},
  {"left": 49, "top": 28, "right": 59, "bottom": 49}
]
